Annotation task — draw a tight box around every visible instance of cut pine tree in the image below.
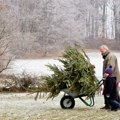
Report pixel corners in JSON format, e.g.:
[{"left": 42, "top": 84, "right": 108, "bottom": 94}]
[{"left": 34, "top": 46, "right": 100, "bottom": 99}]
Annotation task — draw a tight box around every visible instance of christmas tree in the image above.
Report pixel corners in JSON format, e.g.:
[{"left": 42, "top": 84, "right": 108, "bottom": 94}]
[{"left": 35, "top": 46, "right": 99, "bottom": 99}]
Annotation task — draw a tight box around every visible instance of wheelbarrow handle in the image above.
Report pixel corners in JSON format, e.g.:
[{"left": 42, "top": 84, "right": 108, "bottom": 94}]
[
  {"left": 98, "top": 79, "right": 104, "bottom": 87},
  {"left": 79, "top": 96, "right": 95, "bottom": 107}
]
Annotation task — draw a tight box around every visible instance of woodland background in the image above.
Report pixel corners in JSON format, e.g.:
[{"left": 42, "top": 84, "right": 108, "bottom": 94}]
[{"left": 1, "top": 0, "right": 120, "bottom": 58}]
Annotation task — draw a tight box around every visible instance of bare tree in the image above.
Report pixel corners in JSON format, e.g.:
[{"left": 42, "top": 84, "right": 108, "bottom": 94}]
[
  {"left": 0, "top": 1, "right": 14, "bottom": 73},
  {"left": 2, "top": 0, "right": 120, "bottom": 58},
  {"left": 0, "top": 27, "right": 13, "bottom": 73}
]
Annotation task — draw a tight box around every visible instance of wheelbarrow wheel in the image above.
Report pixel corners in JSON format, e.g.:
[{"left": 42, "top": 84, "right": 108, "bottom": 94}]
[{"left": 60, "top": 96, "right": 75, "bottom": 109}]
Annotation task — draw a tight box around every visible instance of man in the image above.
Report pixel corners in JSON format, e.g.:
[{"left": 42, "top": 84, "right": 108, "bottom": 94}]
[{"left": 99, "top": 45, "right": 120, "bottom": 109}]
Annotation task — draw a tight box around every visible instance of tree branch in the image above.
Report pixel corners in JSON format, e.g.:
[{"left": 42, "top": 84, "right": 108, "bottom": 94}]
[{"left": 0, "top": 56, "right": 13, "bottom": 73}]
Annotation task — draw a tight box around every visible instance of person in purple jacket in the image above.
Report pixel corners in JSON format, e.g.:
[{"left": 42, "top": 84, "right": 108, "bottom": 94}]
[{"left": 103, "top": 66, "right": 120, "bottom": 111}]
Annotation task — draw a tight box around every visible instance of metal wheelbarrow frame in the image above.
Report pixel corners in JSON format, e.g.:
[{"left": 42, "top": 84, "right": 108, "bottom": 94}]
[{"left": 60, "top": 79, "right": 103, "bottom": 109}]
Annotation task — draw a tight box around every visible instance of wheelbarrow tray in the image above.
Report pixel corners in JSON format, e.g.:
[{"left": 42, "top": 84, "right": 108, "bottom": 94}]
[{"left": 62, "top": 88, "right": 86, "bottom": 98}]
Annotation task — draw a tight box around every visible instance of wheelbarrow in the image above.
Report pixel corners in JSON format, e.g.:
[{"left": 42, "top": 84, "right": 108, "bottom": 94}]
[{"left": 60, "top": 79, "right": 103, "bottom": 109}]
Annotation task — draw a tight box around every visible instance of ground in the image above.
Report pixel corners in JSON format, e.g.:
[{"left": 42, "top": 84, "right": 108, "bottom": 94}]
[{"left": 0, "top": 92, "right": 120, "bottom": 120}]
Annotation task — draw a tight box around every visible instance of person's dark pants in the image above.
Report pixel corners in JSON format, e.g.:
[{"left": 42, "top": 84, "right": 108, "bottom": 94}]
[
  {"left": 110, "top": 100, "right": 120, "bottom": 111},
  {"left": 104, "top": 95, "right": 111, "bottom": 109}
]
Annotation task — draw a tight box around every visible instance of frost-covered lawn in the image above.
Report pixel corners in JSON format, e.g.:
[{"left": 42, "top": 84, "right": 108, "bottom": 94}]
[{"left": 0, "top": 93, "right": 120, "bottom": 120}]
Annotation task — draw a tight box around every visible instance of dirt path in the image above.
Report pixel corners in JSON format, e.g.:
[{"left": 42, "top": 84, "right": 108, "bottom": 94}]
[{"left": 0, "top": 93, "right": 120, "bottom": 120}]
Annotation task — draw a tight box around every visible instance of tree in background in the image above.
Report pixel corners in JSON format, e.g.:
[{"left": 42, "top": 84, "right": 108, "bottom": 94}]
[
  {"left": 0, "top": 2, "right": 14, "bottom": 73},
  {"left": 1, "top": 0, "right": 120, "bottom": 58}
]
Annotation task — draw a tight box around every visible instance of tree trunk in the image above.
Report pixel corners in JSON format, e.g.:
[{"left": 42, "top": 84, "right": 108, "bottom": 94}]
[{"left": 102, "top": 1, "right": 106, "bottom": 38}]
